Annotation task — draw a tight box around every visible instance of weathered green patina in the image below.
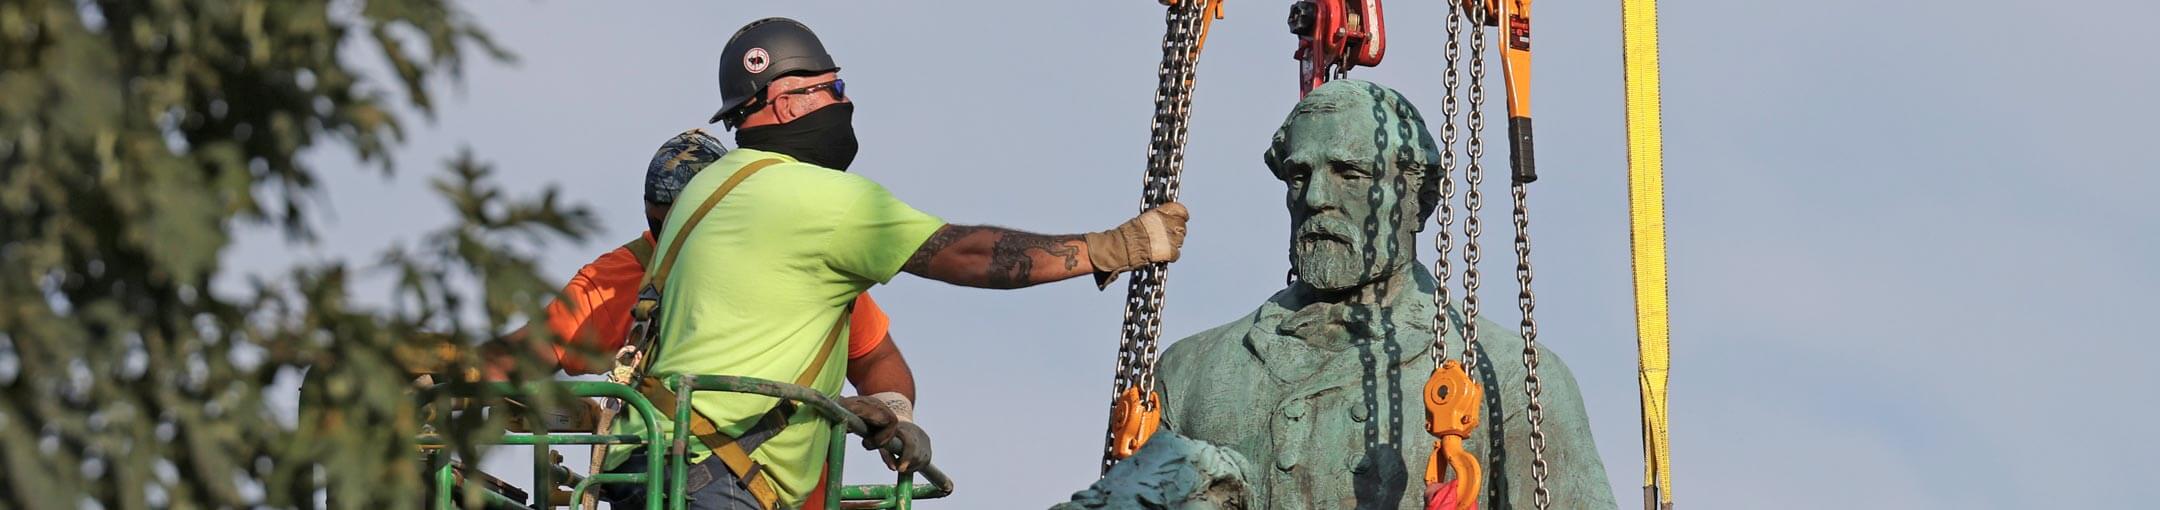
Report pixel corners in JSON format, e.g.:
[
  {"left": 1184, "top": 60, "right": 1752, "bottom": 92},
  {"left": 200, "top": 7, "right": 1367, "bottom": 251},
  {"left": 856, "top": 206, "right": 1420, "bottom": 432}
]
[
  {"left": 1105, "top": 80, "right": 1615, "bottom": 509},
  {"left": 1054, "top": 431, "right": 1255, "bottom": 510}
]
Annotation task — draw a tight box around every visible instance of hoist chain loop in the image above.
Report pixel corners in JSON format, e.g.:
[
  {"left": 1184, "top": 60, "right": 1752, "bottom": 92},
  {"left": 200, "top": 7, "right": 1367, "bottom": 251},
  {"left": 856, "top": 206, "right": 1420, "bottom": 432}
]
[
  {"left": 1104, "top": 0, "right": 1212, "bottom": 473},
  {"left": 1460, "top": 1, "right": 1490, "bottom": 374},
  {"left": 1432, "top": 0, "right": 1465, "bottom": 371},
  {"left": 1445, "top": 4, "right": 1556, "bottom": 507},
  {"left": 1515, "top": 181, "right": 1553, "bottom": 508}
]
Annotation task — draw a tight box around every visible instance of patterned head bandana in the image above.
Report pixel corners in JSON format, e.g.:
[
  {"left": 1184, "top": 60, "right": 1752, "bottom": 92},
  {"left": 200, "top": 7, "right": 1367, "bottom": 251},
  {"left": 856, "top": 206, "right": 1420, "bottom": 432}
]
[{"left": 644, "top": 128, "right": 730, "bottom": 205}]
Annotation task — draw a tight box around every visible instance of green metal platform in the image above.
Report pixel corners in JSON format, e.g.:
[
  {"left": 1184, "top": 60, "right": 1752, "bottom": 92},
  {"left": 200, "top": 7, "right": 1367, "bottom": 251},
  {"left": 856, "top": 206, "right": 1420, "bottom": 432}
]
[{"left": 418, "top": 375, "right": 954, "bottom": 509}]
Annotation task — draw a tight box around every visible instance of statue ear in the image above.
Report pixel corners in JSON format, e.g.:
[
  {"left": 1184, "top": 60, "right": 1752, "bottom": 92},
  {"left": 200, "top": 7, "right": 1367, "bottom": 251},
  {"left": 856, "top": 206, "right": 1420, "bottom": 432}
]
[
  {"left": 1263, "top": 131, "right": 1292, "bottom": 181},
  {"left": 1397, "top": 151, "right": 1443, "bottom": 225}
]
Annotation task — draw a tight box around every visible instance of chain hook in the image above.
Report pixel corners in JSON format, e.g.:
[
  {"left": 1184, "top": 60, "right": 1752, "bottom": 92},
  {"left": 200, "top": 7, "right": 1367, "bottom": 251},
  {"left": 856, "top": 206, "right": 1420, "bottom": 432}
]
[{"left": 1423, "top": 360, "right": 1484, "bottom": 510}]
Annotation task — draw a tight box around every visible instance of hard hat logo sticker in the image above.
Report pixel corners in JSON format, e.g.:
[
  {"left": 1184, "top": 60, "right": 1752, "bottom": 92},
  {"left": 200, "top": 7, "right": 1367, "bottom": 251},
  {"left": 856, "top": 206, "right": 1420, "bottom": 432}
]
[{"left": 743, "top": 48, "right": 770, "bottom": 73}]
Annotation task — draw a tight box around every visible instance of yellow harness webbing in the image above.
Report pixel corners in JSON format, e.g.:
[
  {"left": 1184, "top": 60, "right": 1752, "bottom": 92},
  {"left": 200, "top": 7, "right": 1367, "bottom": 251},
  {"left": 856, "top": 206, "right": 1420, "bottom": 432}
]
[{"left": 1622, "top": 0, "right": 1673, "bottom": 507}]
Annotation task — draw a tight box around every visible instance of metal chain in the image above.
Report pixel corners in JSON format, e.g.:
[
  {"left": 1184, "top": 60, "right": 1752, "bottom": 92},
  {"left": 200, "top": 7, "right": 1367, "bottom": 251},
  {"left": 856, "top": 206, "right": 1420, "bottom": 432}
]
[
  {"left": 1463, "top": 0, "right": 1555, "bottom": 503},
  {"left": 1466, "top": 0, "right": 1553, "bottom": 503},
  {"left": 1431, "top": 3, "right": 1464, "bottom": 368},
  {"left": 1450, "top": 5, "right": 1555, "bottom": 506},
  {"left": 1139, "top": 0, "right": 1209, "bottom": 400},
  {"left": 1498, "top": 1, "right": 1554, "bottom": 497},
  {"left": 1516, "top": 181, "right": 1553, "bottom": 508},
  {"left": 1460, "top": 2, "right": 1489, "bottom": 374},
  {"left": 1104, "top": 0, "right": 1210, "bottom": 472}
]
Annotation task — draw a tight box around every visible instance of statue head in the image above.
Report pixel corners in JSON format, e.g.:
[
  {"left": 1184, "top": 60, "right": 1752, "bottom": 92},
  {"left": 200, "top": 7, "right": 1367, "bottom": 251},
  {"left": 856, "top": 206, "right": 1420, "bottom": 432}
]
[{"left": 1264, "top": 80, "right": 1442, "bottom": 294}]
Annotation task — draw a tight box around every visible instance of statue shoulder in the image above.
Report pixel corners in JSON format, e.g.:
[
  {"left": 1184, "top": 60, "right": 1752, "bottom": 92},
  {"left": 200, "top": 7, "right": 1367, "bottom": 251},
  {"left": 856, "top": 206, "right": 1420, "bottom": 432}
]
[
  {"left": 1154, "top": 304, "right": 1277, "bottom": 410},
  {"left": 1460, "top": 314, "right": 1618, "bottom": 508},
  {"left": 1054, "top": 431, "right": 1256, "bottom": 509},
  {"left": 1162, "top": 316, "right": 1247, "bottom": 358},
  {"left": 1159, "top": 307, "right": 1266, "bottom": 377},
  {"left": 1162, "top": 286, "right": 1302, "bottom": 362}
]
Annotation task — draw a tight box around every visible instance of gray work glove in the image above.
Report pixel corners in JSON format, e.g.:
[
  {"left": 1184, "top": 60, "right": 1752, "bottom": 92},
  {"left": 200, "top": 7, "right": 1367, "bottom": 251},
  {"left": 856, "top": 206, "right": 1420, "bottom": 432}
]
[
  {"left": 839, "top": 393, "right": 933, "bottom": 473},
  {"left": 1084, "top": 202, "right": 1191, "bottom": 288},
  {"left": 869, "top": 422, "right": 932, "bottom": 473}
]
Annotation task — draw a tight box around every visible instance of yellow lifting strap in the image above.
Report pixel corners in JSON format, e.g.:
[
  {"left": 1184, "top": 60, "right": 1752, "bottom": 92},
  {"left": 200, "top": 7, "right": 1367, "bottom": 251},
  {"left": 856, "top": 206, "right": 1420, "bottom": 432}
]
[{"left": 1621, "top": 0, "right": 1672, "bottom": 507}]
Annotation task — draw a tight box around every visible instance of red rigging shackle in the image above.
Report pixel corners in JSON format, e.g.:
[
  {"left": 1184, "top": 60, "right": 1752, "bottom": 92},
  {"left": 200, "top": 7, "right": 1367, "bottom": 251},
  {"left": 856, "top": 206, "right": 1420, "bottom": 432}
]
[{"left": 1289, "top": 0, "right": 1387, "bottom": 96}]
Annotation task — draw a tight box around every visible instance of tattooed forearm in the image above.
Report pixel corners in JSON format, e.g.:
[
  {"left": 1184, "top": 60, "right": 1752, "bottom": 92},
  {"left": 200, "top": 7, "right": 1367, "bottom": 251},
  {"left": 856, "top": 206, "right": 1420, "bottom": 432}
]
[
  {"left": 902, "top": 225, "right": 982, "bottom": 275},
  {"left": 986, "top": 231, "right": 1084, "bottom": 288},
  {"left": 902, "top": 224, "right": 1093, "bottom": 289}
]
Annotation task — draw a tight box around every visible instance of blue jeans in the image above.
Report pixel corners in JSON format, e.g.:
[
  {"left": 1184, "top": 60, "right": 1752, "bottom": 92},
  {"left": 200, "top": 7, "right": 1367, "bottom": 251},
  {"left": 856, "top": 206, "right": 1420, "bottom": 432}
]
[
  {"left": 600, "top": 451, "right": 763, "bottom": 509},
  {"left": 601, "top": 421, "right": 784, "bottom": 510}
]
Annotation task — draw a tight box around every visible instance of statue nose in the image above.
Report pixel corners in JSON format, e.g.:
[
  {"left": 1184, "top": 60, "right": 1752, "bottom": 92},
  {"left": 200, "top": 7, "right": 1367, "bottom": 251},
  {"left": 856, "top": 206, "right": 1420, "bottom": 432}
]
[{"left": 1299, "top": 171, "right": 1337, "bottom": 211}]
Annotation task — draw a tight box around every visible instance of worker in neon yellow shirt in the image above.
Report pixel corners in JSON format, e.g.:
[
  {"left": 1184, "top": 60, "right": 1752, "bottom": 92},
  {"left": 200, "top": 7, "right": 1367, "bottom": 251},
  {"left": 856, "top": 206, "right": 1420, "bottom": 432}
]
[
  {"left": 603, "top": 18, "right": 1192, "bottom": 509},
  {"left": 470, "top": 128, "right": 921, "bottom": 510}
]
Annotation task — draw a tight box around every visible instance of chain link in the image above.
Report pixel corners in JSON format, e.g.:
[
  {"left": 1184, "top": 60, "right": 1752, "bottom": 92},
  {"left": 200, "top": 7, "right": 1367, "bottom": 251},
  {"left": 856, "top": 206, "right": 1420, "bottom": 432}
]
[
  {"left": 1515, "top": 181, "right": 1552, "bottom": 508},
  {"left": 1432, "top": 3, "right": 1464, "bottom": 369},
  {"left": 1478, "top": 1, "right": 1555, "bottom": 503},
  {"left": 1449, "top": 5, "right": 1555, "bottom": 506},
  {"left": 1104, "top": 0, "right": 1211, "bottom": 473},
  {"left": 1460, "top": 2, "right": 1489, "bottom": 374}
]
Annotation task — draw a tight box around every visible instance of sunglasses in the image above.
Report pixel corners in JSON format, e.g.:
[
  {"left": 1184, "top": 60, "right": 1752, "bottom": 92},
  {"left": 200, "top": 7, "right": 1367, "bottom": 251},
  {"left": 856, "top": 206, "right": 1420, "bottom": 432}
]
[
  {"left": 775, "top": 78, "right": 846, "bottom": 102},
  {"left": 722, "top": 79, "right": 848, "bottom": 128}
]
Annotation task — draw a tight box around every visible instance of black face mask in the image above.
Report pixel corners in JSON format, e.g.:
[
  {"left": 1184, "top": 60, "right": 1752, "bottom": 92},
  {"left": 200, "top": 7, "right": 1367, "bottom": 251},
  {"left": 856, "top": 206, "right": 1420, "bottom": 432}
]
[{"left": 734, "top": 103, "right": 859, "bottom": 171}]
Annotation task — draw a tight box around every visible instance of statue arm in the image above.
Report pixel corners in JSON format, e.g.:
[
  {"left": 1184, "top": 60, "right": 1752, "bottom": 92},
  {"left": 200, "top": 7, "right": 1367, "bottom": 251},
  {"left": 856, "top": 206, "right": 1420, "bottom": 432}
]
[
  {"left": 1055, "top": 432, "right": 1256, "bottom": 510},
  {"left": 899, "top": 225, "right": 1095, "bottom": 289}
]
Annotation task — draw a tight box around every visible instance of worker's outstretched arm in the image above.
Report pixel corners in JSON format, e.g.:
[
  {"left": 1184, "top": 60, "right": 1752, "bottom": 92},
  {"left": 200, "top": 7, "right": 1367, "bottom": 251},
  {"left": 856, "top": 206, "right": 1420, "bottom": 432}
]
[
  {"left": 899, "top": 226, "right": 1090, "bottom": 289},
  {"left": 901, "top": 202, "right": 1189, "bottom": 289}
]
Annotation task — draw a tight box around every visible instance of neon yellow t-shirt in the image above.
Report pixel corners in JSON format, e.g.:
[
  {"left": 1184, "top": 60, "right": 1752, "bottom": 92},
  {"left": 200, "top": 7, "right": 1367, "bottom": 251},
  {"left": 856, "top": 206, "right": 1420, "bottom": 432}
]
[{"left": 608, "top": 148, "right": 945, "bottom": 505}]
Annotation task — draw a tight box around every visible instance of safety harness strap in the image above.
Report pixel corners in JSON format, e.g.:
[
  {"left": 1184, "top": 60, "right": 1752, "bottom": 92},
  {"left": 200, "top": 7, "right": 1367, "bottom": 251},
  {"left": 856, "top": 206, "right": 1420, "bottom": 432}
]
[
  {"left": 621, "top": 156, "right": 780, "bottom": 383},
  {"left": 631, "top": 152, "right": 850, "bottom": 507},
  {"left": 592, "top": 157, "right": 780, "bottom": 506},
  {"left": 621, "top": 236, "right": 656, "bottom": 268},
  {"left": 637, "top": 308, "right": 851, "bottom": 509},
  {"left": 638, "top": 158, "right": 784, "bottom": 295}
]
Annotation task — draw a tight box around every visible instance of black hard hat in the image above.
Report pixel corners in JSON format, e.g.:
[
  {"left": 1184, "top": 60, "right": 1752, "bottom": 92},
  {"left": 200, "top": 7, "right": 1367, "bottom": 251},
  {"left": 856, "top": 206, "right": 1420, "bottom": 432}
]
[{"left": 710, "top": 17, "right": 841, "bottom": 127}]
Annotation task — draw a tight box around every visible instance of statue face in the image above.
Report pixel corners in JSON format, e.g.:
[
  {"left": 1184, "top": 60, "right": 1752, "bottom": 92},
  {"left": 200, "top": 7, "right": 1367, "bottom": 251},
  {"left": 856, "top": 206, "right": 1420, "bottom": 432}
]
[{"left": 1273, "top": 108, "right": 1418, "bottom": 293}]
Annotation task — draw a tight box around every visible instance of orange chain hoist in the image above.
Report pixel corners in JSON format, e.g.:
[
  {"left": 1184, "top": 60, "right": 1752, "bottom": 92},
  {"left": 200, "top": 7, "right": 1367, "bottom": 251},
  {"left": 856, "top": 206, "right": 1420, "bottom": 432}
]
[
  {"left": 1423, "top": 360, "right": 1485, "bottom": 510},
  {"left": 1106, "top": 387, "right": 1164, "bottom": 460},
  {"left": 1460, "top": 0, "right": 1537, "bottom": 184}
]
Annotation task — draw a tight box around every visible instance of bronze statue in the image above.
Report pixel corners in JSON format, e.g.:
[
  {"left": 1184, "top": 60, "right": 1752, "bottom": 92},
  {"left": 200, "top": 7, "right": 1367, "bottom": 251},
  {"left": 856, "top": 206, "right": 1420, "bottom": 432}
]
[{"left": 1064, "top": 80, "right": 1614, "bottom": 510}]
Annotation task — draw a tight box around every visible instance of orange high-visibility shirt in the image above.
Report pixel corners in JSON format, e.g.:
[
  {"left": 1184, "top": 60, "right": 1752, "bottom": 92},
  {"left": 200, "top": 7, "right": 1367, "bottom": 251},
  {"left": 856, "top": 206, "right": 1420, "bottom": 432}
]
[{"left": 542, "top": 233, "right": 892, "bottom": 374}]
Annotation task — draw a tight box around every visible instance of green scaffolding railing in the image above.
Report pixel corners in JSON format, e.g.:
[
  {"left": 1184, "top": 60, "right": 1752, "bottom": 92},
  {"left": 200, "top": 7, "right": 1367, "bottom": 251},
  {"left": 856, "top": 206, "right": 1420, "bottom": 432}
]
[{"left": 418, "top": 376, "right": 954, "bottom": 509}]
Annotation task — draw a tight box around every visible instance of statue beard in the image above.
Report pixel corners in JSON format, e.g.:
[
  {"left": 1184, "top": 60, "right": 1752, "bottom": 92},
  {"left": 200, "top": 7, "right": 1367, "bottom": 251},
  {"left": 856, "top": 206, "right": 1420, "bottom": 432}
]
[{"left": 1293, "top": 221, "right": 1389, "bottom": 293}]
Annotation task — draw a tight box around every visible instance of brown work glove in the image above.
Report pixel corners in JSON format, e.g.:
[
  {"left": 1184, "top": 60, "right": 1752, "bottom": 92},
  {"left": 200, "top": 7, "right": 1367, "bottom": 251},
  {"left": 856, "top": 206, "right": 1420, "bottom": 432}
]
[
  {"left": 839, "top": 393, "right": 933, "bottom": 473},
  {"left": 1083, "top": 202, "right": 1191, "bottom": 289}
]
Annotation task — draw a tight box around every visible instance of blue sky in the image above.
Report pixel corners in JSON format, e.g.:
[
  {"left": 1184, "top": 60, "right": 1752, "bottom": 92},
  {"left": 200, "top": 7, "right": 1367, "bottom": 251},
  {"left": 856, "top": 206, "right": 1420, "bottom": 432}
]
[{"left": 231, "top": 1, "right": 2160, "bottom": 508}]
